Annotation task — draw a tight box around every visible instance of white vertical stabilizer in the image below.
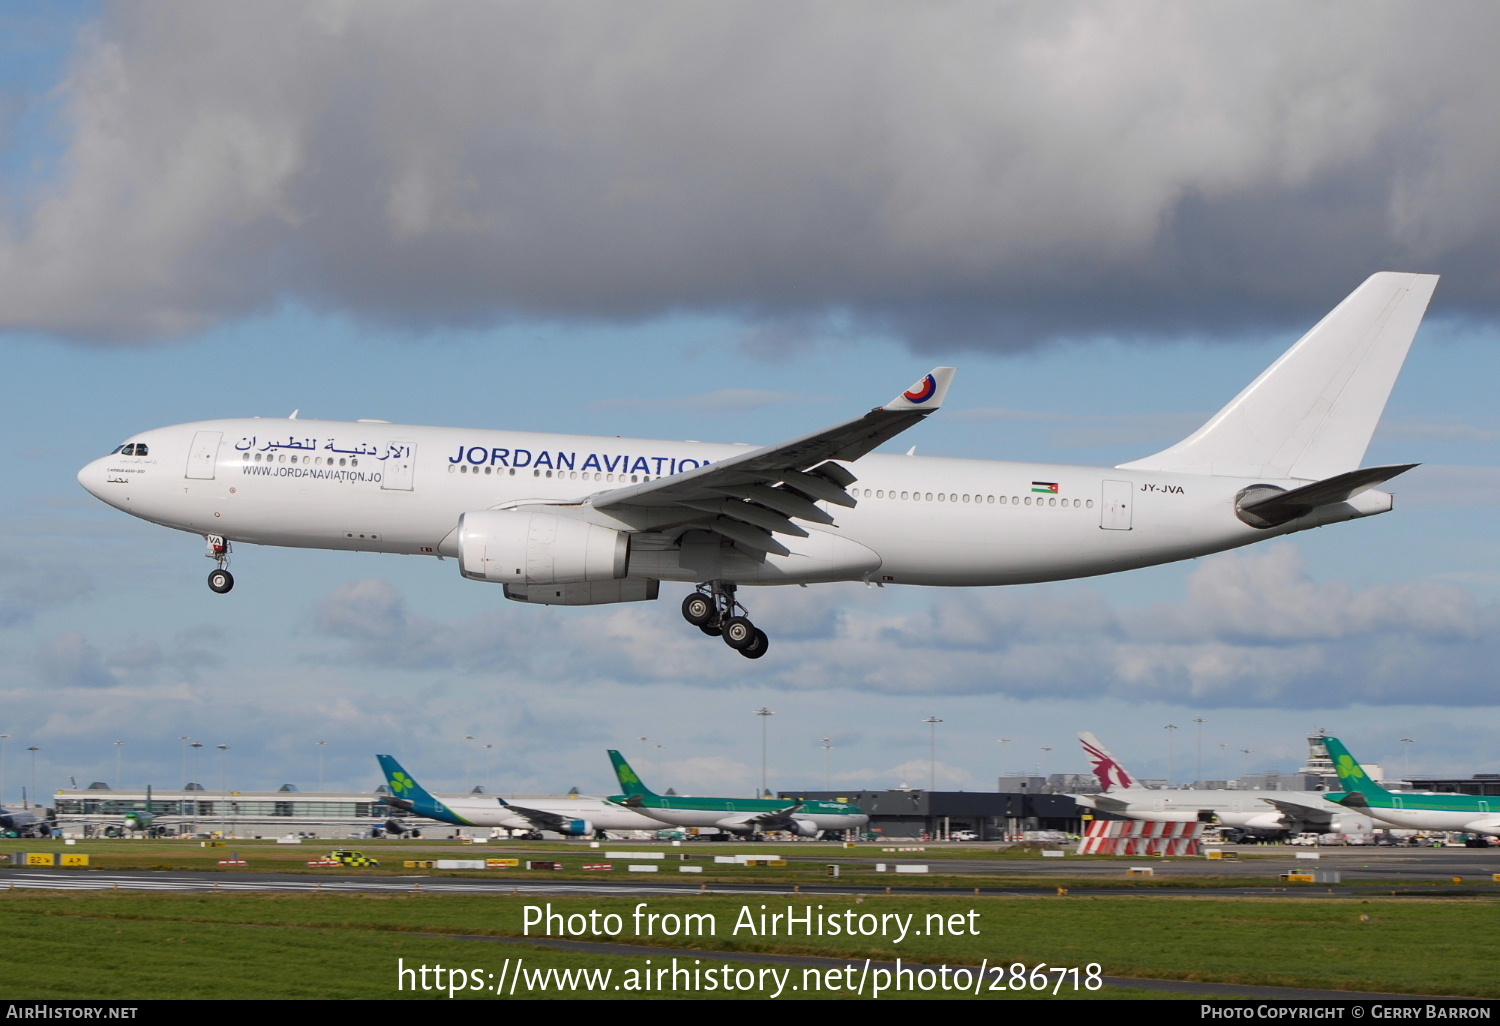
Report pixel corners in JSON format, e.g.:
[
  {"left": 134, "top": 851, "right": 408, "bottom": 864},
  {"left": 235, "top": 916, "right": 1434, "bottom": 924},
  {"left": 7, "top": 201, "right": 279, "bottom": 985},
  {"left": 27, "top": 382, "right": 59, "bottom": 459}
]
[
  {"left": 1079, "top": 732, "right": 1138, "bottom": 792},
  {"left": 1119, "top": 272, "right": 1438, "bottom": 480}
]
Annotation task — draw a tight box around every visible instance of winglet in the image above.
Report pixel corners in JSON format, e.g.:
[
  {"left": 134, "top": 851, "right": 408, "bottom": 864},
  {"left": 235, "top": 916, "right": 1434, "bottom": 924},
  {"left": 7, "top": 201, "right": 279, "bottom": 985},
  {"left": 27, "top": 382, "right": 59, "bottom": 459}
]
[
  {"left": 883, "top": 367, "right": 956, "bottom": 412},
  {"left": 607, "top": 749, "right": 658, "bottom": 798},
  {"left": 1078, "top": 732, "right": 1138, "bottom": 791}
]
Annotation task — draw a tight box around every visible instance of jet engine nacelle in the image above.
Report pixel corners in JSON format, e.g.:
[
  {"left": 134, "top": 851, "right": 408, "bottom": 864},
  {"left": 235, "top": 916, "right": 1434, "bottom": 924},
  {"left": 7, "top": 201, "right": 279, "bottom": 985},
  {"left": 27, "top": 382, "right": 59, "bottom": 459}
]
[
  {"left": 458, "top": 510, "right": 629, "bottom": 586},
  {"left": 791, "top": 818, "right": 819, "bottom": 838},
  {"left": 560, "top": 819, "right": 592, "bottom": 837}
]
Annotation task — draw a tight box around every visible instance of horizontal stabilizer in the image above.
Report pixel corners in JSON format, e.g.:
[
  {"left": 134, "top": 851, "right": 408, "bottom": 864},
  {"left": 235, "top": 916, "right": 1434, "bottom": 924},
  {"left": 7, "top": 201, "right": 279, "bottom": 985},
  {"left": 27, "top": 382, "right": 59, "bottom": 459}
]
[{"left": 1236, "top": 463, "right": 1417, "bottom": 528}]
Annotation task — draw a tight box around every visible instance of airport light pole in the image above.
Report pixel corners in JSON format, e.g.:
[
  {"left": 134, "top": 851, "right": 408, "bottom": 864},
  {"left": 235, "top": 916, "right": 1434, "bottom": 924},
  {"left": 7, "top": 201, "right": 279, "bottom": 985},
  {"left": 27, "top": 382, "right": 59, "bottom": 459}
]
[
  {"left": 114, "top": 740, "right": 125, "bottom": 790},
  {"left": 996, "top": 737, "right": 1011, "bottom": 777},
  {"left": 1192, "top": 717, "right": 1206, "bottom": 785},
  {"left": 923, "top": 718, "right": 942, "bottom": 792},
  {"left": 217, "top": 745, "right": 230, "bottom": 793},
  {"left": 1399, "top": 737, "right": 1415, "bottom": 781},
  {"left": 26, "top": 746, "right": 40, "bottom": 807},
  {"left": 1039, "top": 746, "right": 1053, "bottom": 788},
  {"left": 755, "top": 709, "right": 774, "bottom": 797},
  {"left": 1164, "top": 724, "right": 1178, "bottom": 786},
  {"left": 820, "top": 737, "right": 832, "bottom": 790},
  {"left": 190, "top": 742, "right": 203, "bottom": 788},
  {"left": 1, "top": 734, "right": 9, "bottom": 805}
]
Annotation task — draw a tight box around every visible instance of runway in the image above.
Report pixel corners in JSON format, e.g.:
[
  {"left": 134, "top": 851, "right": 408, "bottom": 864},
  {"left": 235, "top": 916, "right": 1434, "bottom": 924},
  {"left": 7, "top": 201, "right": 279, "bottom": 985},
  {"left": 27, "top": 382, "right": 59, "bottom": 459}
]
[{"left": 5, "top": 843, "right": 1498, "bottom": 899}]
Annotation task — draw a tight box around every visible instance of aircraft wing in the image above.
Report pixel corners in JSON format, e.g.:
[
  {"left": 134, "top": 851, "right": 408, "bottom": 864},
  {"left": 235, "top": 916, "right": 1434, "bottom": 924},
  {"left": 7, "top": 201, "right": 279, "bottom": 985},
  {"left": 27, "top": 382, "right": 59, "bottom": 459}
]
[
  {"left": 497, "top": 799, "right": 592, "bottom": 834},
  {"left": 1263, "top": 797, "right": 1336, "bottom": 830},
  {"left": 720, "top": 803, "right": 804, "bottom": 831},
  {"left": 590, "top": 368, "right": 955, "bottom": 555}
]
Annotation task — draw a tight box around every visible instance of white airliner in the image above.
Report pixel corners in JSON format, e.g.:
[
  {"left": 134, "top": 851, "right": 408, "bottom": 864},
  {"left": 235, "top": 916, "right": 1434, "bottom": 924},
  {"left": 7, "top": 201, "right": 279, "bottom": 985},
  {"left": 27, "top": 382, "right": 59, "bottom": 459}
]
[
  {"left": 78, "top": 272, "right": 1438, "bottom": 658},
  {"left": 377, "top": 755, "right": 662, "bottom": 838},
  {"left": 1070, "top": 732, "right": 1381, "bottom": 838}
]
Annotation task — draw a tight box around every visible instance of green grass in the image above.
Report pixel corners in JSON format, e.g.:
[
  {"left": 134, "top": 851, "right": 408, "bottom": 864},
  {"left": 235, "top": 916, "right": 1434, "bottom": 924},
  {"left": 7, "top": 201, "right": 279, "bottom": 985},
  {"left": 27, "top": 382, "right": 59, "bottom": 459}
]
[
  {"left": 1, "top": 889, "right": 1494, "bottom": 999},
  {"left": 0, "top": 837, "right": 1437, "bottom": 892}
]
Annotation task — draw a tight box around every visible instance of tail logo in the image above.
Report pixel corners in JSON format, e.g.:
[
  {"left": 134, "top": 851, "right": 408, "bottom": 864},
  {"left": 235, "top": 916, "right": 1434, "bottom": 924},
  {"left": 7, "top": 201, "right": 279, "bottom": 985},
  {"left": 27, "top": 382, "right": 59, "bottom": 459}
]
[
  {"left": 1335, "top": 755, "right": 1366, "bottom": 781},
  {"left": 902, "top": 374, "right": 938, "bottom": 404},
  {"left": 1080, "top": 736, "right": 1134, "bottom": 790},
  {"left": 616, "top": 763, "right": 643, "bottom": 790},
  {"left": 389, "top": 771, "right": 415, "bottom": 795}
]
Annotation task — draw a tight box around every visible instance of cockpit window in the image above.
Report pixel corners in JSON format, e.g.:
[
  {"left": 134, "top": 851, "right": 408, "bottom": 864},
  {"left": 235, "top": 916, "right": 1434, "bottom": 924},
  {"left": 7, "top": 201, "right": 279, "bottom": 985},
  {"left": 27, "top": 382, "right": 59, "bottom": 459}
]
[
  {"left": 115, "top": 443, "right": 149, "bottom": 456},
  {"left": 110, "top": 445, "right": 125, "bottom": 455}
]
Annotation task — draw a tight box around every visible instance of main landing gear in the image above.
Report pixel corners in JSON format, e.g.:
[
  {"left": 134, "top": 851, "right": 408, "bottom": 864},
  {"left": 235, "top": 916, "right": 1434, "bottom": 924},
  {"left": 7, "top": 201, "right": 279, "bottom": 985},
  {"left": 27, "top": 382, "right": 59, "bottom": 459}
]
[
  {"left": 206, "top": 535, "right": 234, "bottom": 594},
  {"left": 682, "top": 582, "right": 768, "bottom": 659}
]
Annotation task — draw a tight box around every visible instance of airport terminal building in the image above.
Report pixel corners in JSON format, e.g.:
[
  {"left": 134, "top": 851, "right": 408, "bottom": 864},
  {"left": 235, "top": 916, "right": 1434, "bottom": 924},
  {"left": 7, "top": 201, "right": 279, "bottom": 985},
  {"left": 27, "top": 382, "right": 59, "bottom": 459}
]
[{"left": 780, "top": 788, "right": 1091, "bottom": 840}]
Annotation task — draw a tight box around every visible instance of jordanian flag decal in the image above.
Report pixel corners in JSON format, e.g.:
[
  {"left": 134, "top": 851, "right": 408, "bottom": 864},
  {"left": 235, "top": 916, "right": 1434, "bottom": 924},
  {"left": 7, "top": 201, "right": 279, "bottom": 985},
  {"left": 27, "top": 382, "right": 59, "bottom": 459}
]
[{"left": 1031, "top": 481, "right": 1059, "bottom": 494}]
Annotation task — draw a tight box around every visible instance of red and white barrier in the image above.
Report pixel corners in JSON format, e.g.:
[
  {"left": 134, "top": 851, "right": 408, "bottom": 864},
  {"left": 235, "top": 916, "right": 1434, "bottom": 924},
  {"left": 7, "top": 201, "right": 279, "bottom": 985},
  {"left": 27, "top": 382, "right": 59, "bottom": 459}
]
[{"left": 1076, "top": 819, "right": 1202, "bottom": 856}]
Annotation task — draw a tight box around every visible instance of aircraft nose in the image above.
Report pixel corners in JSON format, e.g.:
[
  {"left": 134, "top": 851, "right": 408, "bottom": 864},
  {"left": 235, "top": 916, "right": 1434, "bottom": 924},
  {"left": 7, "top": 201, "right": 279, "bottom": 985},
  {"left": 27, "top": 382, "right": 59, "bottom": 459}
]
[{"left": 77, "top": 457, "right": 104, "bottom": 499}]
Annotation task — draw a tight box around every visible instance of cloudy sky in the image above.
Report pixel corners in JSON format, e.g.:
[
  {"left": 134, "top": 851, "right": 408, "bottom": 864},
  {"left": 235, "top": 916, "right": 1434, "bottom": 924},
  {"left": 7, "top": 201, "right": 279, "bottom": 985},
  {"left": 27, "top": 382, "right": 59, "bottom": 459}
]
[{"left": 2, "top": 1, "right": 1498, "bottom": 803}]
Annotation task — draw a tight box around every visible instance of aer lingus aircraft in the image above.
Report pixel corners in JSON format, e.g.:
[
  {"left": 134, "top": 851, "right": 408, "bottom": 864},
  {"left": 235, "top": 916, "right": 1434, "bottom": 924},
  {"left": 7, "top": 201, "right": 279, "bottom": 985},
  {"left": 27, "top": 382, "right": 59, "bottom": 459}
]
[
  {"left": 376, "top": 755, "right": 663, "bottom": 838},
  {"left": 1323, "top": 738, "right": 1500, "bottom": 837},
  {"left": 606, "top": 749, "right": 868, "bottom": 837},
  {"left": 79, "top": 272, "right": 1438, "bottom": 658}
]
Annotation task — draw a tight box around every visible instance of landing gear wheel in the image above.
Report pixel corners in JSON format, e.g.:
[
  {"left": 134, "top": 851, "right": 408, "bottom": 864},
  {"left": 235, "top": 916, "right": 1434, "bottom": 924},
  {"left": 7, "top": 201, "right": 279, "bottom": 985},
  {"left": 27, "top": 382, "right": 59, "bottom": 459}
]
[
  {"left": 739, "top": 628, "right": 769, "bottom": 659},
  {"left": 682, "top": 593, "right": 714, "bottom": 626},
  {"left": 208, "top": 569, "right": 234, "bottom": 594},
  {"left": 722, "top": 615, "right": 756, "bottom": 650}
]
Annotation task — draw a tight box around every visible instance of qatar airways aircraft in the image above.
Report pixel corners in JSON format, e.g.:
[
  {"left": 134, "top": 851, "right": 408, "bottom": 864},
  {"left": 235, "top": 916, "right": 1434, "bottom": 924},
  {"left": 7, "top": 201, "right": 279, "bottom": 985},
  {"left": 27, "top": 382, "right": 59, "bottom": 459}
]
[
  {"left": 1070, "top": 732, "right": 1381, "bottom": 838},
  {"left": 78, "top": 272, "right": 1437, "bottom": 658}
]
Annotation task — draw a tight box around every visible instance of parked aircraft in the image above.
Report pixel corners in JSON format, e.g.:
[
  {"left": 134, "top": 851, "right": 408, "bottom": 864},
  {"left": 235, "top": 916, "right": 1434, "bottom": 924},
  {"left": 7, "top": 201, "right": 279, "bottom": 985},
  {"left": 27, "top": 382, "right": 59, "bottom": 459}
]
[
  {"left": 1070, "top": 732, "right": 1379, "bottom": 837},
  {"left": 0, "top": 804, "right": 48, "bottom": 837},
  {"left": 605, "top": 749, "right": 867, "bottom": 837},
  {"left": 375, "top": 755, "right": 662, "bottom": 838},
  {"left": 1323, "top": 737, "right": 1500, "bottom": 837},
  {"left": 79, "top": 273, "right": 1438, "bottom": 657}
]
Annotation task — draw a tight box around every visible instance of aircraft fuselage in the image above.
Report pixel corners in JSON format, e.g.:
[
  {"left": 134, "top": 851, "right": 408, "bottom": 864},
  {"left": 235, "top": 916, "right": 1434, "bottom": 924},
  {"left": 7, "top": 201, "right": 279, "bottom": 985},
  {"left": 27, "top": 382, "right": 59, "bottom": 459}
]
[{"left": 78, "top": 417, "right": 1392, "bottom": 589}]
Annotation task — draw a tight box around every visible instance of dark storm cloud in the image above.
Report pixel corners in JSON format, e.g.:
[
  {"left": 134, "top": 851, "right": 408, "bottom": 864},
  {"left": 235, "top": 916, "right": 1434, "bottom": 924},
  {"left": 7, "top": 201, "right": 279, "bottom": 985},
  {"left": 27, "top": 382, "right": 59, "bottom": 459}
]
[{"left": 1, "top": 1, "right": 1495, "bottom": 347}]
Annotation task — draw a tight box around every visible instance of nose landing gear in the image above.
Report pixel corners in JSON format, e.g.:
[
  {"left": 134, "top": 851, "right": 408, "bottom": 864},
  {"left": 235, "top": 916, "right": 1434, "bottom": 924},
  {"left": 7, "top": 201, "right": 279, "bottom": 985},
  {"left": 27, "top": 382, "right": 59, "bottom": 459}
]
[
  {"left": 206, "top": 535, "right": 234, "bottom": 593},
  {"left": 682, "top": 583, "right": 768, "bottom": 659}
]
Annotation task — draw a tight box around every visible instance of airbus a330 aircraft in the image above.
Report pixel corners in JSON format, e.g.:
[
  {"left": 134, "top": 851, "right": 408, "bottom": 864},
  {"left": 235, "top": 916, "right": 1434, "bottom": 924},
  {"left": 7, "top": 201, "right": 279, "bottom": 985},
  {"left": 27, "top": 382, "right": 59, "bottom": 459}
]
[
  {"left": 1070, "top": 732, "right": 1380, "bottom": 837},
  {"left": 1324, "top": 738, "right": 1500, "bottom": 837},
  {"left": 377, "top": 755, "right": 663, "bottom": 838},
  {"left": 606, "top": 750, "right": 868, "bottom": 837},
  {"left": 78, "top": 272, "right": 1438, "bottom": 658}
]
